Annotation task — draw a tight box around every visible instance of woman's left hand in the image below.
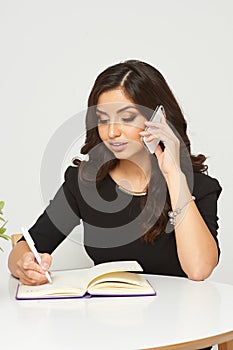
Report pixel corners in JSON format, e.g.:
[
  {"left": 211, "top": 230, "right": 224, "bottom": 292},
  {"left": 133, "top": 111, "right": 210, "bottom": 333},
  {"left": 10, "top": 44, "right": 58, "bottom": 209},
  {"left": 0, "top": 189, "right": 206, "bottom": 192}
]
[{"left": 139, "top": 115, "right": 181, "bottom": 177}]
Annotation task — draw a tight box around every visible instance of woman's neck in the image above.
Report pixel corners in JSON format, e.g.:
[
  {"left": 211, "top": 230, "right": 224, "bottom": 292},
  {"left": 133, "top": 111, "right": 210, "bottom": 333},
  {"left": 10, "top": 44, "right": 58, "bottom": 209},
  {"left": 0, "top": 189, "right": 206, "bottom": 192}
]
[{"left": 110, "top": 154, "right": 151, "bottom": 194}]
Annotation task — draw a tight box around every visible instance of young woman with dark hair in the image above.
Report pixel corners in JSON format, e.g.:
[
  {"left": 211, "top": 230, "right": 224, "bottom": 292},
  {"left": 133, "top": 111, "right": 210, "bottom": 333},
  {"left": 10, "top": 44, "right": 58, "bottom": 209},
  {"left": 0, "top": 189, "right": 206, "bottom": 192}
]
[{"left": 8, "top": 60, "right": 221, "bottom": 289}]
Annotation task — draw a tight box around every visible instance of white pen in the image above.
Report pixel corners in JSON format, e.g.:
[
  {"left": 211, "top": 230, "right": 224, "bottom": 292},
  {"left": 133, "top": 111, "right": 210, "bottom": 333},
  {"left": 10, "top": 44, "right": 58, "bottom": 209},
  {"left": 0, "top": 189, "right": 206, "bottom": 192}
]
[{"left": 21, "top": 227, "right": 52, "bottom": 283}]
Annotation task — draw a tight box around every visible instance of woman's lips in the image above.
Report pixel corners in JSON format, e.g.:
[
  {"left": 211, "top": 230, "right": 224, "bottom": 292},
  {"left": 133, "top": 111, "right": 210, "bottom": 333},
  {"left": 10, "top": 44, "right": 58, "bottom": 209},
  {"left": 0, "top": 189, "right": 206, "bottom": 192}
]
[{"left": 108, "top": 141, "right": 128, "bottom": 152}]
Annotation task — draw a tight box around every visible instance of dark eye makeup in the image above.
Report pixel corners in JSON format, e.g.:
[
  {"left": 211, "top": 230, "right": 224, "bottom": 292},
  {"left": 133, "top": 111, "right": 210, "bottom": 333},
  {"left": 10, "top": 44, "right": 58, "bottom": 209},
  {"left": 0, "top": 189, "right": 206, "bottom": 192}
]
[
  {"left": 121, "top": 114, "right": 137, "bottom": 122},
  {"left": 97, "top": 113, "right": 138, "bottom": 125}
]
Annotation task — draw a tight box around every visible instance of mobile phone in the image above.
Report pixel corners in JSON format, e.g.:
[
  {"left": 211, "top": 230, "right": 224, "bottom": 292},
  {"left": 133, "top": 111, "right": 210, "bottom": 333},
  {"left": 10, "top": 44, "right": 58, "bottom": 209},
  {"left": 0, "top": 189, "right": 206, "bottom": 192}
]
[{"left": 142, "top": 105, "right": 166, "bottom": 154}]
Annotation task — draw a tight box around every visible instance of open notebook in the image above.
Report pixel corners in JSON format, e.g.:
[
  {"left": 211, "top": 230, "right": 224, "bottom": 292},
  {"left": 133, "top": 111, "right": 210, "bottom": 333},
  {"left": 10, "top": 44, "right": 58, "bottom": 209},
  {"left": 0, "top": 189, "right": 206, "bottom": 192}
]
[{"left": 16, "top": 260, "right": 156, "bottom": 300}]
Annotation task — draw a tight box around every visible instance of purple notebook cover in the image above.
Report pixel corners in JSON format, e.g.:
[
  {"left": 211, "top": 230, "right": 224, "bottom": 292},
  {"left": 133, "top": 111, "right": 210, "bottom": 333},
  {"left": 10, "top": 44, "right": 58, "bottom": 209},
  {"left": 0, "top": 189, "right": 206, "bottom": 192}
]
[{"left": 15, "top": 281, "right": 156, "bottom": 300}]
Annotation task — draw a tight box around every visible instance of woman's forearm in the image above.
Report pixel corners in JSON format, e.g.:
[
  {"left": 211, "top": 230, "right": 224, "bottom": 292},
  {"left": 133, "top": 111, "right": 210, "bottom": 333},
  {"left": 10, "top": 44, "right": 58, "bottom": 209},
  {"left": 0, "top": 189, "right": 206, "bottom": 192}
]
[{"left": 166, "top": 171, "right": 218, "bottom": 280}]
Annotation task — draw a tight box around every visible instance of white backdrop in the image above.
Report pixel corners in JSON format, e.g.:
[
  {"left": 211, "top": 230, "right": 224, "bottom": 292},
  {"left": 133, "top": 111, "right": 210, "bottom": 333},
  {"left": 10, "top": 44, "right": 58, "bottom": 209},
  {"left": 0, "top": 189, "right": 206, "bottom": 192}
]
[{"left": 1, "top": 0, "right": 233, "bottom": 283}]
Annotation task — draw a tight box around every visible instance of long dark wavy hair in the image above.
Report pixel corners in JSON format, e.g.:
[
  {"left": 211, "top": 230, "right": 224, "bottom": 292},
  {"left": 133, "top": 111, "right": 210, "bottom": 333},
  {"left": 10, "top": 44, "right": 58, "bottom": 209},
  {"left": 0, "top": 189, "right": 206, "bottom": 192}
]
[{"left": 73, "top": 60, "right": 207, "bottom": 242}]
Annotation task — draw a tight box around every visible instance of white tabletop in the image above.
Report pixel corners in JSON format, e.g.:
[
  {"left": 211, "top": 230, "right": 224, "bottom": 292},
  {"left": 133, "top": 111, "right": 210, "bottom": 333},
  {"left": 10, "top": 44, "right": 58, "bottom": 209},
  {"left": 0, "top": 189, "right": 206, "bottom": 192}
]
[{"left": 1, "top": 244, "right": 233, "bottom": 350}]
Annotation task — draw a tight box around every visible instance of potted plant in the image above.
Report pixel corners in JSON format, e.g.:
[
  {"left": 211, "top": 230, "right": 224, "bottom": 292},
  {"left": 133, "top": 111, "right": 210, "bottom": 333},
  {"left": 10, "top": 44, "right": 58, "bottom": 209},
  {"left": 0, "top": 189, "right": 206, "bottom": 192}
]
[{"left": 0, "top": 201, "right": 10, "bottom": 251}]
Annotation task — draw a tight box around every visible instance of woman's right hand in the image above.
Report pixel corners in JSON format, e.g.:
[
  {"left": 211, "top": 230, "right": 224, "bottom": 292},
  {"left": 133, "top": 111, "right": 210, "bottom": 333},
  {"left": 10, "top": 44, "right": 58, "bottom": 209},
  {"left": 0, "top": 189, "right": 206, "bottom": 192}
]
[{"left": 15, "top": 250, "right": 52, "bottom": 286}]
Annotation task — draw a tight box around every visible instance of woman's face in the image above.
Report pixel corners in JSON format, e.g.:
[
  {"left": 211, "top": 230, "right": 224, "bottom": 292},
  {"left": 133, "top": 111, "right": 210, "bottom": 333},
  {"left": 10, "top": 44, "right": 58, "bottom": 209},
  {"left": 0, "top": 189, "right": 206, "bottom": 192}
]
[{"left": 97, "top": 89, "right": 147, "bottom": 160}]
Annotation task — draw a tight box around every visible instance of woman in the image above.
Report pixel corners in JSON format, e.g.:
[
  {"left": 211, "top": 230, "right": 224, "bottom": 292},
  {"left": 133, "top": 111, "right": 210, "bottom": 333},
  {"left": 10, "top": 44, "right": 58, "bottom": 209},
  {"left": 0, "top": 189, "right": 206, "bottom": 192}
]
[{"left": 8, "top": 59, "right": 221, "bottom": 286}]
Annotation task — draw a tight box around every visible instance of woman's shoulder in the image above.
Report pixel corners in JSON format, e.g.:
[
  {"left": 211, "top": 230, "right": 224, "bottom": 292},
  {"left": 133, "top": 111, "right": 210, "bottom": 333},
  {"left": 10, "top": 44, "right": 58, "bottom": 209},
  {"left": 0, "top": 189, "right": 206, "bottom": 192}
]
[
  {"left": 64, "top": 158, "right": 83, "bottom": 177},
  {"left": 193, "top": 172, "right": 222, "bottom": 199},
  {"left": 64, "top": 164, "right": 79, "bottom": 179},
  {"left": 63, "top": 164, "right": 81, "bottom": 193}
]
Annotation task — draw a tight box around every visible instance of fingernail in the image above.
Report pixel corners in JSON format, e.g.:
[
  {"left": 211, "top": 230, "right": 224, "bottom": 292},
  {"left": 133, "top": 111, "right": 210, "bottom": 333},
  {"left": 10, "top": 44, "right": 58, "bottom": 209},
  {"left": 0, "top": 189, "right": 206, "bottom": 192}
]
[{"left": 42, "top": 262, "right": 48, "bottom": 270}]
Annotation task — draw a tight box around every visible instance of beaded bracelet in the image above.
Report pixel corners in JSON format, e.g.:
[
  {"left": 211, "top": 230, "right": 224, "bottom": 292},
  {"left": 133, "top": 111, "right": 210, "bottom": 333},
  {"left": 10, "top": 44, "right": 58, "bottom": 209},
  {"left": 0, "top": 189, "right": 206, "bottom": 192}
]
[{"left": 168, "top": 196, "right": 195, "bottom": 226}]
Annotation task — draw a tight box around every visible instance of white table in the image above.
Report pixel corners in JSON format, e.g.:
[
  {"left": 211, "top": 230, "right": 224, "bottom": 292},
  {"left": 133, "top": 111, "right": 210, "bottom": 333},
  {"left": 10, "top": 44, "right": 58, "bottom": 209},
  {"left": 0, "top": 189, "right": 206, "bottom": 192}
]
[{"left": 1, "top": 248, "right": 233, "bottom": 349}]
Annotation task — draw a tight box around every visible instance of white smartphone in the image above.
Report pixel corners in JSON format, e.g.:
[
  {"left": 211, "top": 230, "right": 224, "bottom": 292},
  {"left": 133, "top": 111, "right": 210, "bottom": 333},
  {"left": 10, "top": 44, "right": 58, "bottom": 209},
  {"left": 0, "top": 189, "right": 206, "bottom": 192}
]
[{"left": 142, "top": 105, "right": 166, "bottom": 153}]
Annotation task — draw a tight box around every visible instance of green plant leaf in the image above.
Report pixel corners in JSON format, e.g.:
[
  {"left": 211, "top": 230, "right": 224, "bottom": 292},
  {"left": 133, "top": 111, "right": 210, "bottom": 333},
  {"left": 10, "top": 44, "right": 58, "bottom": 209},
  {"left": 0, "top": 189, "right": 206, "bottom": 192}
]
[
  {"left": 0, "top": 201, "right": 9, "bottom": 249},
  {"left": 0, "top": 227, "right": 6, "bottom": 235},
  {"left": 0, "top": 234, "right": 9, "bottom": 240},
  {"left": 0, "top": 233, "right": 10, "bottom": 240},
  {"left": 0, "top": 220, "right": 7, "bottom": 229}
]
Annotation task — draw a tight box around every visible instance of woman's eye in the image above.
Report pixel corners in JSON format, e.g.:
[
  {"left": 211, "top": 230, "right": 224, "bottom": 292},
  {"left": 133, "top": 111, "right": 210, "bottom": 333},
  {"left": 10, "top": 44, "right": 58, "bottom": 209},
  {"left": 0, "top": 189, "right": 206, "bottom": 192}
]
[
  {"left": 121, "top": 115, "right": 137, "bottom": 123},
  {"left": 97, "top": 117, "right": 109, "bottom": 125}
]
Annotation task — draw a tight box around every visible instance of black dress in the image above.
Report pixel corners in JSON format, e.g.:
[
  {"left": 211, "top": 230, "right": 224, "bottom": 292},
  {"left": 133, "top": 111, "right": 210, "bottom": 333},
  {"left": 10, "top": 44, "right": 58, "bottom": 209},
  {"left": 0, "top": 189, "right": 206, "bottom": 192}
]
[{"left": 25, "top": 166, "right": 222, "bottom": 278}]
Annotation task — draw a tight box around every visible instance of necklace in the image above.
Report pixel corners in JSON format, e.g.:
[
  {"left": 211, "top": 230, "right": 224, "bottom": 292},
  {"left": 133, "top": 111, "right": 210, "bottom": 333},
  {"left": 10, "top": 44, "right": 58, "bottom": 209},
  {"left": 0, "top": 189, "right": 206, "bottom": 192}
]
[{"left": 118, "top": 185, "right": 147, "bottom": 196}]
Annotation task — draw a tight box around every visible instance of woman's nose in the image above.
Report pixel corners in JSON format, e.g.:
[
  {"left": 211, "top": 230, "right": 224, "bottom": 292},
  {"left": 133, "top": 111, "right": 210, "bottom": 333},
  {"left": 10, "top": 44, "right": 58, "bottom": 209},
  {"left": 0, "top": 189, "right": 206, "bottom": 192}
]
[{"left": 108, "top": 122, "right": 121, "bottom": 138}]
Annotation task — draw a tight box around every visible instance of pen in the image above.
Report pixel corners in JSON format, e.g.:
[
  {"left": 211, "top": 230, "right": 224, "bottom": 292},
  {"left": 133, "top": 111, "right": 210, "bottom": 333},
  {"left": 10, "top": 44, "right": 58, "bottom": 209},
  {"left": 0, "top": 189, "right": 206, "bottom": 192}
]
[{"left": 21, "top": 227, "right": 52, "bottom": 283}]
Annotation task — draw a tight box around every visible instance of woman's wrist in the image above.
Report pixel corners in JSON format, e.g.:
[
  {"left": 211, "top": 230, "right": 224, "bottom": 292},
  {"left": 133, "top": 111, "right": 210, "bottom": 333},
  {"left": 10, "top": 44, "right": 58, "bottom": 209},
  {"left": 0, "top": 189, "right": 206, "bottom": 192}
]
[
  {"left": 165, "top": 169, "right": 186, "bottom": 189},
  {"left": 165, "top": 170, "right": 192, "bottom": 210}
]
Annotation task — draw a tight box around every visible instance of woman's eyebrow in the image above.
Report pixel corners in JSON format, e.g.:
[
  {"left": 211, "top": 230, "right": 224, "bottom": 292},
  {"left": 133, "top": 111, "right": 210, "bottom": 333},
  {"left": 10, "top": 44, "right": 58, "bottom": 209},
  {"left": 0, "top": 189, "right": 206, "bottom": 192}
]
[
  {"left": 116, "top": 105, "right": 138, "bottom": 114},
  {"left": 96, "top": 105, "right": 138, "bottom": 115},
  {"left": 96, "top": 108, "right": 108, "bottom": 116}
]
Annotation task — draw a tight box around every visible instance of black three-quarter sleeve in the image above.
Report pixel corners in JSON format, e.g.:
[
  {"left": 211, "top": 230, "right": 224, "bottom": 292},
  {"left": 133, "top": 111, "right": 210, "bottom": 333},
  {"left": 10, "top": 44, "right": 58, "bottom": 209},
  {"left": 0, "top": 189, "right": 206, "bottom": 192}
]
[
  {"left": 22, "top": 166, "right": 81, "bottom": 254},
  {"left": 193, "top": 172, "right": 222, "bottom": 257}
]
